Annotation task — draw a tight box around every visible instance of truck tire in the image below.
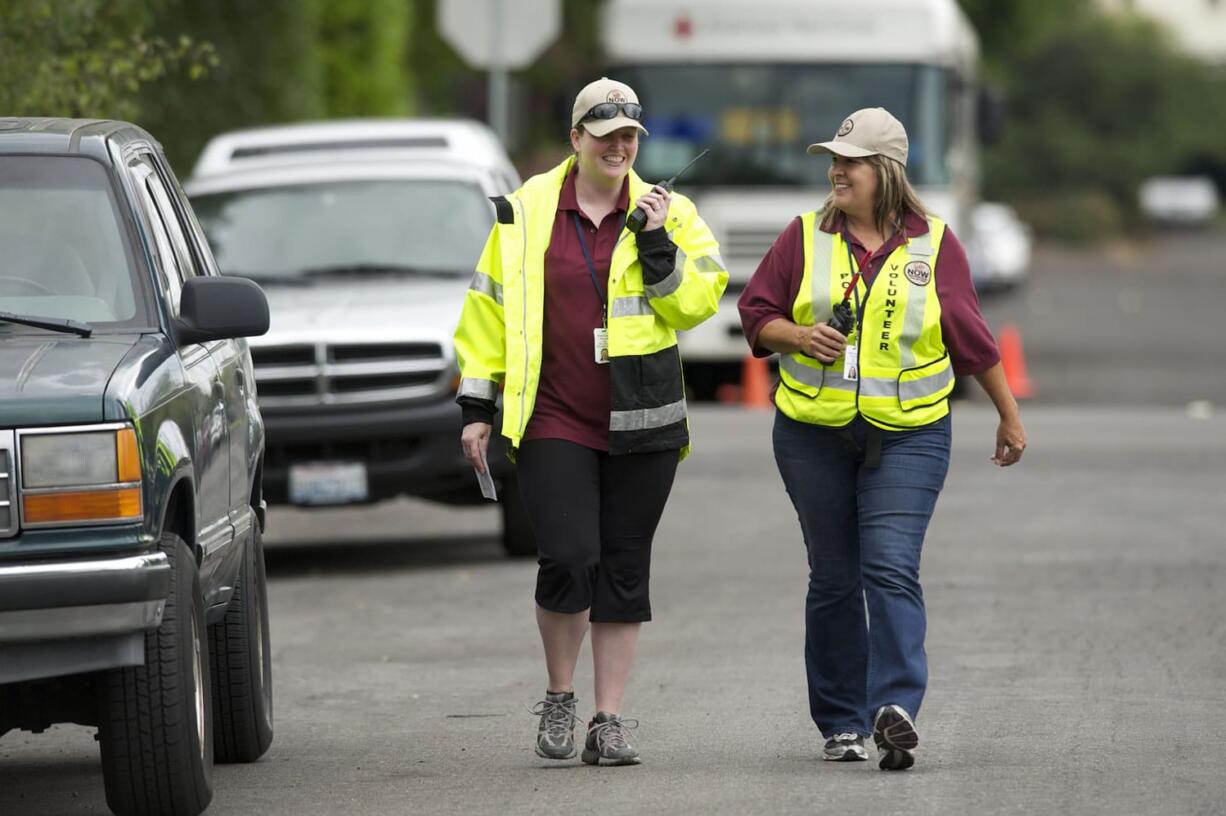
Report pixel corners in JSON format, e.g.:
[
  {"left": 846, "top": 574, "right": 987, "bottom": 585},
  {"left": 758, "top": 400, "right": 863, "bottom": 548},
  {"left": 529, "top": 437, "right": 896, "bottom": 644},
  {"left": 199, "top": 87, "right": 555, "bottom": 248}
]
[
  {"left": 500, "top": 473, "right": 537, "bottom": 558},
  {"left": 98, "top": 533, "right": 213, "bottom": 816},
  {"left": 209, "top": 523, "right": 274, "bottom": 763}
]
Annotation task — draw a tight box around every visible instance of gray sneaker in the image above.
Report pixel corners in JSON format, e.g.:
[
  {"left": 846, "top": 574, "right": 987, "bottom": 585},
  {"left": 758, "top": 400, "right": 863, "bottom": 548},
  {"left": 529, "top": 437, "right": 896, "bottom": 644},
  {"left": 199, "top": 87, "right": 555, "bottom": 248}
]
[
  {"left": 872, "top": 704, "right": 919, "bottom": 771},
  {"left": 822, "top": 732, "right": 868, "bottom": 761},
  {"left": 530, "top": 691, "right": 579, "bottom": 760},
  {"left": 581, "top": 712, "right": 641, "bottom": 766}
]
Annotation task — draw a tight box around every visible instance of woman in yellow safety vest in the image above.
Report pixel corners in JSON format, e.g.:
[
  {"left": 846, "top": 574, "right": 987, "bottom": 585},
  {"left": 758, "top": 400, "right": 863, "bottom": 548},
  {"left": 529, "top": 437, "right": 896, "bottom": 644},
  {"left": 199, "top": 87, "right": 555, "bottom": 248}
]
[
  {"left": 454, "top": 77, "right": 727, "bottom": 766},
  {"left": 737, "top": 107, "right": 1026, "bottom": 771}
]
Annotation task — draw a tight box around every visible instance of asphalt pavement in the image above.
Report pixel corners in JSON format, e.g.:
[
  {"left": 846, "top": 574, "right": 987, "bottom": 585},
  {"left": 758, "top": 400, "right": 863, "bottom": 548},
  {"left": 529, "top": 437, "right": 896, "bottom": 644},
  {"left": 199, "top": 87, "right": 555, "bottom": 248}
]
[{"left": 1, "top": 229, "right": 1224, "bottom": 815}]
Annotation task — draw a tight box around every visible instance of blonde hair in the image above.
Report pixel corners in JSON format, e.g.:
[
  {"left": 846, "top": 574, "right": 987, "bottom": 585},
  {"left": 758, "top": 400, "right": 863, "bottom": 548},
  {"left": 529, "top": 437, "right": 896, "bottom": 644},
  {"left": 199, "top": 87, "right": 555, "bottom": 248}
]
[{"left": 819, "top": 155, "right": 927, "bottom": 234}]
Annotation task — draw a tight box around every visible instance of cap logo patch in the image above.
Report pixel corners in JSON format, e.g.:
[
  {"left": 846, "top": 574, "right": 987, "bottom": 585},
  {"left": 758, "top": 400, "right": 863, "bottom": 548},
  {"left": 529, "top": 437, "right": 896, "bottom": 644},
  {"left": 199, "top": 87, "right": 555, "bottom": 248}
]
[
  {"left": 606, "top": 89, "right": 628, "bottom": 104},
  {"left": 904, "top": 261, "right": 932, "bottom": 286},
  {"left": 837, "top": 118, "right": 854, "bottom": 137}
]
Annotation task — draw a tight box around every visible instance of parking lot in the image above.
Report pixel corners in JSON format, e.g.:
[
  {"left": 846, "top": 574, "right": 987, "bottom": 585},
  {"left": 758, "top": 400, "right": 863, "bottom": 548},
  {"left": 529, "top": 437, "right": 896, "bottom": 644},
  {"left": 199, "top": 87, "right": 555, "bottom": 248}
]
[{"left": 2, "top": 229, "right": 1224, "bottom": 814}]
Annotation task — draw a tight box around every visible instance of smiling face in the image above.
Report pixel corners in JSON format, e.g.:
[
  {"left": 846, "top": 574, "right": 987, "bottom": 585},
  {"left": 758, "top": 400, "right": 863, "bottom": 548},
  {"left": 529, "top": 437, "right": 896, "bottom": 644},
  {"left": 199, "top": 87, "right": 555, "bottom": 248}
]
[
  {"left": 570, "top": 125, "right": 639, "bottom": 187},
  {"left": 828, "top": 154, "right": 880, "bottom": 219}
]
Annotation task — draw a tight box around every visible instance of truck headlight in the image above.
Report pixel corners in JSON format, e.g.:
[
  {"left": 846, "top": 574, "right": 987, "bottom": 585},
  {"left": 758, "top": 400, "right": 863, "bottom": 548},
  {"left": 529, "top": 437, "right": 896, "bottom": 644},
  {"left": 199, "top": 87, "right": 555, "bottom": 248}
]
[{"left": 20, "top": 426, "right": 142, "bottom": 525}]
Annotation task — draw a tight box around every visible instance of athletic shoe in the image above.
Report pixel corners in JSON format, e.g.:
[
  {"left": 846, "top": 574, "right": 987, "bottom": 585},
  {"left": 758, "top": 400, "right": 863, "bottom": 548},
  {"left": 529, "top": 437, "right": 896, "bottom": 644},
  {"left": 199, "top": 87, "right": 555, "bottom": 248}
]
[
  {"left": 581, "top": 712, "right": 641, "bottom": 766},
  {"left": 872, "top": 704, "right": 919, "bottom": 771},
  {"left": 822, "top": 732, "right": 868, "bottom": 761},
  {"left": 530, "top": 691, "right": 579, "bottom": 760}
]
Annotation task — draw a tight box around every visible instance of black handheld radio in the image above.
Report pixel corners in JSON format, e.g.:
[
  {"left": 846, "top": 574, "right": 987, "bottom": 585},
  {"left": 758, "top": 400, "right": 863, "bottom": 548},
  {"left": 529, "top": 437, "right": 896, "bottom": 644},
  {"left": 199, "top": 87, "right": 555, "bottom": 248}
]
[
  {"left": 827, "top": 301, "right": 855, "bottom": 336},
  {"left": 626, "top": 148, "right": 711, "bottom": 233}
]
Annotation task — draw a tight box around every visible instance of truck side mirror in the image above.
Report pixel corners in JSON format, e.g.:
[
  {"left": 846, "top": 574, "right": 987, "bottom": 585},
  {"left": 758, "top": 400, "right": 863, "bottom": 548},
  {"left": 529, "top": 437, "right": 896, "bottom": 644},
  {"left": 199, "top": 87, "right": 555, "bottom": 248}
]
[
  {"left": 977, "top": 85, "right": 1006, "bottom": 146},
  {"left": 174, "top": 276, "right": 270, "bottom": 346}
]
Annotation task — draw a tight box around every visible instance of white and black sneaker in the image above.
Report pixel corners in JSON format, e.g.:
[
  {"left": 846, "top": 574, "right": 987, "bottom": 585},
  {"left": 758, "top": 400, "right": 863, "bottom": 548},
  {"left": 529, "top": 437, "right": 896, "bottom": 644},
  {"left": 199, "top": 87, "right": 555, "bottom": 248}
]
[
  {"left": 530, "top": 691, "right": 579, "bottom": 760},
  {"left": 872, "top": 705, "right": 919, "bottom": 771},
  {"left": 822, "top": 733, "right": 869, "bottom": 762}
]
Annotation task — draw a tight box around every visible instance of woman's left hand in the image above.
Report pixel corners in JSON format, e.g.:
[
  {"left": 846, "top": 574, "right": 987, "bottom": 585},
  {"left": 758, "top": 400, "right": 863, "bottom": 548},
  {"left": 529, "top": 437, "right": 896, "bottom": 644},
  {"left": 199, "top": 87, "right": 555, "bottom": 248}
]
[
  {"left": 635, "top": 186, "right": 672, "bottom": 231},
  {"left": 992, "top": 415, "right": 1027, "bottom": 466}
]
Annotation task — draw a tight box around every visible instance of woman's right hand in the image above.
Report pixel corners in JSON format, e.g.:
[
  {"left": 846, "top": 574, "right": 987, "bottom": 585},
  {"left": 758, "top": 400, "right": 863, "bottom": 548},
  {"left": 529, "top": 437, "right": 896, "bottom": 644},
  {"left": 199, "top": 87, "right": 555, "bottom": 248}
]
[
  {"left": 461, "top": 422, "right": 493, "bottom": 473},
  {"left": 801, "top": 323, "right": 849, "bottom": 364}
]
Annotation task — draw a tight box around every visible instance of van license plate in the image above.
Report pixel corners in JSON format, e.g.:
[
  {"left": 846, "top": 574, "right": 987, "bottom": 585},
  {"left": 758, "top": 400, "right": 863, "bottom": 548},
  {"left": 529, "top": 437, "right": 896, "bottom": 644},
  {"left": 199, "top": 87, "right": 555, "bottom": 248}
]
[{"left": 288, "top": 462, "right": 369, "bottom": 505}]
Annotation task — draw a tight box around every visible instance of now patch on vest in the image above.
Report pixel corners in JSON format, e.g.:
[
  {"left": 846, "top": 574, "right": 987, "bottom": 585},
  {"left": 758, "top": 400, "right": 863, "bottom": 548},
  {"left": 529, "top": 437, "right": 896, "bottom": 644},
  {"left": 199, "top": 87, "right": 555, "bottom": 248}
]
[{"left": 904, "top": 261, "right": 932, "bottom": 286}]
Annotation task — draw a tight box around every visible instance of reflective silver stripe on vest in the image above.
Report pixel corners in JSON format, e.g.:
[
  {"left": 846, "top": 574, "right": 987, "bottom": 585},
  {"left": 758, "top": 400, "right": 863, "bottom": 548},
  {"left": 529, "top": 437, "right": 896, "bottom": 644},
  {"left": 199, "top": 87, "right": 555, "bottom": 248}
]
[
  {"left": 900, "top": 365, "right": 954, "bottom": 403},
  {"left": 857, "top": 365, "right": 953, "bottom": 402},
  {"left": 695, "top": 254, "right": 726, "bottom": 274},
  {"left": 458, "top": 377, "right": 498, "bottom": 400},
  {"left": 469, "top": 271, "right": 503, "bottom": 305},
  {"left": 779, "top": 355, "right": 856, "bottom": 393},
  {"left": 611, "top": 296, "right": 654, "bottom": 317},
  {"left": 898, "top": 226, "right": 934, "bottom": 368},
  {"left": 610, "top": 398, "right": 687, "bottom": 432},
  {"left": 810, "top": 225, "right": 835, "bottom": 324}
]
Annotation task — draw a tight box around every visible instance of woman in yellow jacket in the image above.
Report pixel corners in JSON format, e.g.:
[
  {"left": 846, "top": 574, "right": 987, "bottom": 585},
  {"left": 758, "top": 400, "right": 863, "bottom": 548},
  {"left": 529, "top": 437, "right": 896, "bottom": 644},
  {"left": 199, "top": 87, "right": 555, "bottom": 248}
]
[{"left": 453, "top": 77, "right": 727, "bottom": 766}]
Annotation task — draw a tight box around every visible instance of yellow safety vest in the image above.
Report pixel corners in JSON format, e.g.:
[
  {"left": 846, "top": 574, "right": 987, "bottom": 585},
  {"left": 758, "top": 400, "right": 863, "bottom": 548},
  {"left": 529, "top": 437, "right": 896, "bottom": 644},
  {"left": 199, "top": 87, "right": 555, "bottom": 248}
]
[
  {"left": 454, "top": 156, "right": 728, "bottom": 456},
  {"left": 775, "top": 211, "right": 955, "bottom": 430}
]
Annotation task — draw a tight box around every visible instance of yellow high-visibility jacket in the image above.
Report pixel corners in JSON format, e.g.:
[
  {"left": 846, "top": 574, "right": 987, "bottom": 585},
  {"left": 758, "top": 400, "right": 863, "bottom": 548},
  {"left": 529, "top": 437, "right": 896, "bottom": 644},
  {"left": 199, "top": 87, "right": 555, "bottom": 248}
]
[
  {"left": 776, "top": 211, "right": 955, "bottom": 430},
  {"left": 454, "top": 156, "right": 728, "bottom": 456}
]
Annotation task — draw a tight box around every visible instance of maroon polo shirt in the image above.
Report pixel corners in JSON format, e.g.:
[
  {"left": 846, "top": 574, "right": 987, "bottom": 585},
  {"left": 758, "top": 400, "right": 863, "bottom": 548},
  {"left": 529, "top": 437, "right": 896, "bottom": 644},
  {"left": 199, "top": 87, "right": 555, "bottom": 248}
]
[
  {"left": 737, "top": 210, "right": 1000, "bottom": 376},
  {"left": 522, "top": 167, "right": 630, "bottom": 451}
]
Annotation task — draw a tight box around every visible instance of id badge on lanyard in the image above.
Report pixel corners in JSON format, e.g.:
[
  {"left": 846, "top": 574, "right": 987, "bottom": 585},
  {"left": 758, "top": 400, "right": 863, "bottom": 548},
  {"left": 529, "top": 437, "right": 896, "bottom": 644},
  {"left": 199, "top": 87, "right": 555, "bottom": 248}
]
[{"left": 573, "top": 212, "right": 618, "bottom": 365}]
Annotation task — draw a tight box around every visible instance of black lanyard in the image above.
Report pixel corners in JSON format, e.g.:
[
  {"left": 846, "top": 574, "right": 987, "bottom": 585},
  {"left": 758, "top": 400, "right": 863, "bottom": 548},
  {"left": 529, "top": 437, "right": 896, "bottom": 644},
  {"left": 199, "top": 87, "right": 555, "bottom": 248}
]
[{"left": 571, "top": 211, "right": 625, "bottom": 328}]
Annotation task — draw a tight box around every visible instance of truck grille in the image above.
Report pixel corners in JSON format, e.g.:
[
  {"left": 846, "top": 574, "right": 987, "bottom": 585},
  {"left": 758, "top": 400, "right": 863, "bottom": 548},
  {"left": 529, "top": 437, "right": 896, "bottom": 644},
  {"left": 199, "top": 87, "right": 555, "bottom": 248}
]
[
  {"left": 250, "top": 342, "right": 450, "bottom": 408},
  {"left": 0, "top": 431, "right": 15, "bottom": 538},
  {"left": 722, "top": 227, "right": 782, "bottom": 274}
]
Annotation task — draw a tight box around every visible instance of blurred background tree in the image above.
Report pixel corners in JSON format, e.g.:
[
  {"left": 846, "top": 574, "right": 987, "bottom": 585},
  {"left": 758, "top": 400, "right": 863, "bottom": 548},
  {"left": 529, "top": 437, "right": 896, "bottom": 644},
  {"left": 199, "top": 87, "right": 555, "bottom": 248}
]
[{"left": 0, "top": 0, "right": 215, "bottom": 123}]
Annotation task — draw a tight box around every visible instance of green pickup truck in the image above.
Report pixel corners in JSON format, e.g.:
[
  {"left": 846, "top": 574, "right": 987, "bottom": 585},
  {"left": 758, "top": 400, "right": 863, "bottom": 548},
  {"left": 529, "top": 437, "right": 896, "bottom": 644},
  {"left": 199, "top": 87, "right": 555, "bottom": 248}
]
[{"left": 0, "top": 119, "right": 272, "bottom": 816}]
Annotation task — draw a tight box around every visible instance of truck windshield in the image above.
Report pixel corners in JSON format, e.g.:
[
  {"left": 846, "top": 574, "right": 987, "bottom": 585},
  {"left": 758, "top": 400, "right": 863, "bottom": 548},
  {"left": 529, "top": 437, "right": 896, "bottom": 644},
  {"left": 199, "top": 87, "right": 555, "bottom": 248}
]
[
  {"left": 0, "top": 156, "right": 140, "bottom": 327},
  {"left": 618, "top": 63, "right": 951, "bottom": 188},
  {"left": 190, "top": 179, "right": 494, "bottom": 280}
]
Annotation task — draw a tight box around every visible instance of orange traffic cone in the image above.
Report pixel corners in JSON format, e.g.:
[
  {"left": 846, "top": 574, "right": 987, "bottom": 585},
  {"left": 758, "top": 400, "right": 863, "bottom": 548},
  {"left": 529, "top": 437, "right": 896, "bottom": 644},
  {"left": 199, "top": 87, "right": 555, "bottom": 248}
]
[
  {"left": 741, "top": 353, "right": 773, "bottom": 410},
  {"left": 998, "top": 323, "right": 1035, "bottom": 399}
]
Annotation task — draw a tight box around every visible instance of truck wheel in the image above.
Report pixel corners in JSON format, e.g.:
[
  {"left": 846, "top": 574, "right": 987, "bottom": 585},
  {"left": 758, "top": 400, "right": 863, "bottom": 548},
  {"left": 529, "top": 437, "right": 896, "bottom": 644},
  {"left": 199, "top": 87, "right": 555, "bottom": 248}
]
[
  {"left": 209, "top": 522, "right": 274, "bottom": 763},
  {"left": 98, "top": 533, "right": 213, "bottom": 816},
  {"left": 500, "top": 473, "right": 537, "bottom": 558}
]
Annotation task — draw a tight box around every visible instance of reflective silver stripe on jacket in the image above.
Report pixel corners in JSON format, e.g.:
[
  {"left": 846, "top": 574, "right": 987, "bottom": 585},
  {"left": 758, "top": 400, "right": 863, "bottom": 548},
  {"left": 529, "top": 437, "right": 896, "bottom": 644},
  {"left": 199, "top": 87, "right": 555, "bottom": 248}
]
[
  {"left": 646, "top": 249, "right": 684, "bottom": 299},
  {"left": 469, "top": 271, "right": 503, "bottom": 305},
  {"left": 458, "top": 377, "right": 498, "bottom": 401},
  {"left": 898, "top": 225, "right": 934, "bottom": 368},
  {"left": 779, "top": 355, "right": 856, "bottom": 393},
  {"left": 810, "top": 226, "right": 835, "bottom": 324},
  {"left": 609, "top": 398, "right": 687, "bottom": 432},
  {"left": 611, "top": 296, "right": 654, "bottom": 318}
]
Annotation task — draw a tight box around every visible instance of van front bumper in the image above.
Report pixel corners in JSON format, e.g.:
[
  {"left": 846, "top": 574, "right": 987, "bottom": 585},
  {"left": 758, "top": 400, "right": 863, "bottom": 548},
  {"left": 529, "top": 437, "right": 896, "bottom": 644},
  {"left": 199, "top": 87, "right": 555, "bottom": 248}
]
[{"left": 0, "top": 552, "right": 169, "bottom": 684}]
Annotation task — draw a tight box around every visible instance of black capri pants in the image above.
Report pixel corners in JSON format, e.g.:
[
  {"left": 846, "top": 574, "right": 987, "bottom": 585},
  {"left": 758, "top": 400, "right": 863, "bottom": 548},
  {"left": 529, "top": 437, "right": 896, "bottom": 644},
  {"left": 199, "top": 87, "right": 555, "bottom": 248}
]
[{"left": 516, "top": 439, "right": 679, "bottom": 623}]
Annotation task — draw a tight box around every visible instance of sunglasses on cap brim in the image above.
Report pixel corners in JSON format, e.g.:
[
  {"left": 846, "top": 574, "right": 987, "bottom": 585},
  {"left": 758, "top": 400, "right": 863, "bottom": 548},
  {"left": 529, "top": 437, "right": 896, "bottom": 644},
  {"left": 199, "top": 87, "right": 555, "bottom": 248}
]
[{"left": 579, "top": 102, "right": 644, "bottom": 124}]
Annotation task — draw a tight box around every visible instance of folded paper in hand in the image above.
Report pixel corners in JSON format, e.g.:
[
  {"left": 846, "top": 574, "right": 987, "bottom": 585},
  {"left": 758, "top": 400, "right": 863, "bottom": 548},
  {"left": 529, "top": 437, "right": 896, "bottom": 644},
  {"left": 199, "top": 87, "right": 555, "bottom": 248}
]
[{"left": 475, "top": 450, "right": 497, "bottom": 501}]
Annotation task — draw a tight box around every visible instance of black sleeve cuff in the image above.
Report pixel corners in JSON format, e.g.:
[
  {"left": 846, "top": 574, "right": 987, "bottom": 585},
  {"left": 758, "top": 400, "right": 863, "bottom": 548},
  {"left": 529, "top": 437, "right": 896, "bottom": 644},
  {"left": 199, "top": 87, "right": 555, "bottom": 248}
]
[
  {"left": 635, "top": 227, "right": 677, "bottom": 286},
  {"left": 457, "top": 397, "right": 496, "bottom": 426}
]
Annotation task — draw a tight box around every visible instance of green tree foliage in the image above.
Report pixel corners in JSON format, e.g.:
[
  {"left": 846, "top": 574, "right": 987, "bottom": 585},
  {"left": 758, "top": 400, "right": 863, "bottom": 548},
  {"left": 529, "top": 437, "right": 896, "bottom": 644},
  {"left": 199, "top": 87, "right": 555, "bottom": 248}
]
[
  {"left": 140, "top": 0, "right": 415, "bottom": 173},
  {"left": 960, "top": 0, "right": 1226, "bottom": 238},
  {"left": 0, "top": 0, "right": 215, "bottom": 122}
]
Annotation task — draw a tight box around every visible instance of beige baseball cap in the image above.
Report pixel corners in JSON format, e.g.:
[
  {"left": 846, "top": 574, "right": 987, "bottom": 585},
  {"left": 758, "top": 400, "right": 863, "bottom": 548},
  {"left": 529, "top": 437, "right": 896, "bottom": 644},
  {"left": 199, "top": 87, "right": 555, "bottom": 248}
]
[
  {"left": 571, "top": 77, "right": 649, "bottom": 137},
  {"left": 806, "top": 107, "right": 908, "bottom": 165}
]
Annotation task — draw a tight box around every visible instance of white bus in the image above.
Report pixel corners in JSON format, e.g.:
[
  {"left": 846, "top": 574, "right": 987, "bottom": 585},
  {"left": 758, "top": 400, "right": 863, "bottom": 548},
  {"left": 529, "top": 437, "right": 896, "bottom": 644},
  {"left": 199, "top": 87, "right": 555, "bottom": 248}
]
[{"left": 600, "top": 0, "right": 1001, "bottom": 389}]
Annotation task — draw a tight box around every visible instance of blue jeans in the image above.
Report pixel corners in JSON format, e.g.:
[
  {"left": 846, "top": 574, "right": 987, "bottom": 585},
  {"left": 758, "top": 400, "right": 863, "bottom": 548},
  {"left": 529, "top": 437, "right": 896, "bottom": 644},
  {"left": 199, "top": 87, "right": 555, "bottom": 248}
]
[{"left": 773, "top": 411, "right": 951, "bottom": 737}]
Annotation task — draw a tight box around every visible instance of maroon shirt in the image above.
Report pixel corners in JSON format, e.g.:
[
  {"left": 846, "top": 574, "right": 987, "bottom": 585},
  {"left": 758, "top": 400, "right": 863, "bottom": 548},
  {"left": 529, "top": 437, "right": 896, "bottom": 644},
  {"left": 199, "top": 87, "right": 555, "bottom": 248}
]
[
  {"left": 737, "top": 210, "right": 1000, "bottom": 376},
  {"left": 522, "top": 168, "right": 630, "bottom": 450}
]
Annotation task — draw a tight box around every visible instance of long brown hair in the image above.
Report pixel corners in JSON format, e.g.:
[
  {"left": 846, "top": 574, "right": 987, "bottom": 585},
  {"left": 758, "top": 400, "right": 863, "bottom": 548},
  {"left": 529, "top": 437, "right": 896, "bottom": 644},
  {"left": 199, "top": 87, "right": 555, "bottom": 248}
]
[{"left": 819, "top": 155, "right": 927, "bottom": 235}]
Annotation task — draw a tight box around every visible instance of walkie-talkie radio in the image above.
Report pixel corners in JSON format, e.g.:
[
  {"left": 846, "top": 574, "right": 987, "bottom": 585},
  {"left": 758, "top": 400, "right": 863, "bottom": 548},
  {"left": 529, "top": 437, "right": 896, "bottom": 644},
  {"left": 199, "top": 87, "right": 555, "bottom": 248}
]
[
  {"left": 827, "top": 301, "right": 855, "bottom": 336},
  {"left": 626, "top": 148, "right": 711, "bottom": 233}
]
